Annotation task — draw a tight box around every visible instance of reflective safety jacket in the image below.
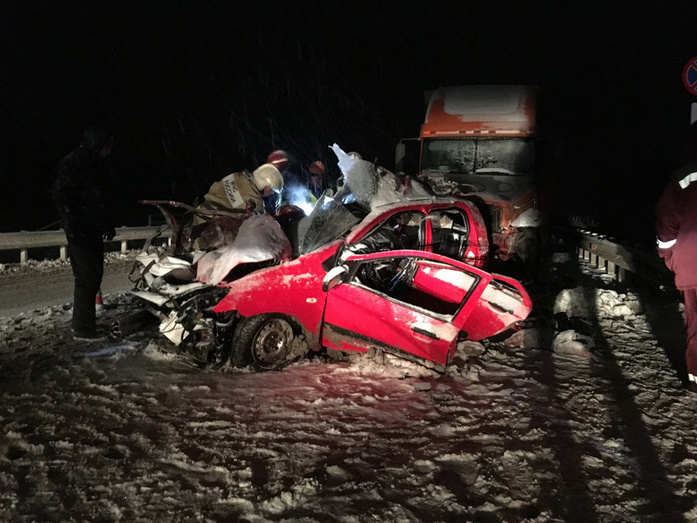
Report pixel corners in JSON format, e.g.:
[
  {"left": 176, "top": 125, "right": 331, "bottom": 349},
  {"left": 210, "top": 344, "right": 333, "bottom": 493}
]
[
  {"left": 202, "top": 171, "right": 262, "bottom": 213},
  {"left": 656, "top": 161, "right": 697, "bottom": 289}
]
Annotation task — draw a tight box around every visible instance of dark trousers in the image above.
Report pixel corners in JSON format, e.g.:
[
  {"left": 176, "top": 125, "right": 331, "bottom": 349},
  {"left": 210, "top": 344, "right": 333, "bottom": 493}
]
[
  {"left": 684, "top": 288, "right": 697, "bottom": 383},
  {"left": 67, "top": 236, "right": 104, "bottom": 335}
]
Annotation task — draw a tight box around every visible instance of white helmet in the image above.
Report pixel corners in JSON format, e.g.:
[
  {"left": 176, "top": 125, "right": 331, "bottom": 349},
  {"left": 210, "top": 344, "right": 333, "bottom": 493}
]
[{"left": 252, "top": 163, "right": 283, "bottom": 193}]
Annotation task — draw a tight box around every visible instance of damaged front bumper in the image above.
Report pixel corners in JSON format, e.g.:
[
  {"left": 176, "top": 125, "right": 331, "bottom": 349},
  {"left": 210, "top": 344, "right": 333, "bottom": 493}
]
[{"left": 129, "top": 252, "right": 236, "bottom": 363}]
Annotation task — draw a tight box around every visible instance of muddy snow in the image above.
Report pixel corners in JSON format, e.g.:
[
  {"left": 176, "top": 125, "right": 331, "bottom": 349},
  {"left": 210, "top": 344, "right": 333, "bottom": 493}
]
[{"left": 1, "top": 252, "right": 696, "bottom": 522}]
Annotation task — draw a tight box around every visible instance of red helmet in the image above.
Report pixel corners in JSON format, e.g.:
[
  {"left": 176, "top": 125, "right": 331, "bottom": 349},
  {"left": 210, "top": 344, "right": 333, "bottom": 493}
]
[
  {"left": 309, "top": 160, "right": 326, "bottom": 176},
  {"left": 267, "top": 149, "right": 289, "bottom": 167}
]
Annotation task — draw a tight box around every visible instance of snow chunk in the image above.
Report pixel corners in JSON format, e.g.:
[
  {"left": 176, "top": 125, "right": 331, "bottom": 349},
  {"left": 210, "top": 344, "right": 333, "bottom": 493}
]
[
  {"left": 553, "top": 329, "right": 596, "bottom": 359},
  {"left": 456, "top": 340, "right": 486, "bottom": 356},
  {"left": 554, "top": 287, "right": 639, "bottom": 319},
  {"left": 505, "top": 328, "right": 552, "bottom": 349}
]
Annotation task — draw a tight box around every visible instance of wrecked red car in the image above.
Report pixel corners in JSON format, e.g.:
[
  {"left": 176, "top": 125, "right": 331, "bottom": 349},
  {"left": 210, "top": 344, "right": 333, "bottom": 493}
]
[{"left": 129, "top": 196, "right": 531, "bottom": 371}]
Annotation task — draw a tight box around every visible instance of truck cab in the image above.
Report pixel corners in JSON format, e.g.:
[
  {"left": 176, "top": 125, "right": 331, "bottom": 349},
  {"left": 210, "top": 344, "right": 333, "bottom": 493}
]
[{"left": 397, "top": 85, "right": 542, "bottom": 265}]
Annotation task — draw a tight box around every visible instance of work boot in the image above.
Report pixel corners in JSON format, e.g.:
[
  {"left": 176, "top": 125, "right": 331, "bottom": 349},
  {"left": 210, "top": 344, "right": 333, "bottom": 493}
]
[{"left": 72, "top": 328, "right": 107, "bottom": 342}]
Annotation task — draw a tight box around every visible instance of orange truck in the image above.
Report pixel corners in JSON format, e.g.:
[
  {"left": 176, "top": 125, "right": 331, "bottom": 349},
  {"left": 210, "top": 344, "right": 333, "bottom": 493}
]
[{"left": 396, "top": 85, "right": 542, "bottom": 265}]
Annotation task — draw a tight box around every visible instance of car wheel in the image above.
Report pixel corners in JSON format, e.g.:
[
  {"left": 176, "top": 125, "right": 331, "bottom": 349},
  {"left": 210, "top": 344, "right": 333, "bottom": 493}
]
[{"left": 231, "top": 314, "right": 306, "bottom": 370}]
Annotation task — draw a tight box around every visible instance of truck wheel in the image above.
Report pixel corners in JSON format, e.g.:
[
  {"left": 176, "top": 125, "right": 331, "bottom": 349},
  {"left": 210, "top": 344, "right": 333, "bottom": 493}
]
[{"left": 231, "top": 314, "right": 306, "bottom": 370}]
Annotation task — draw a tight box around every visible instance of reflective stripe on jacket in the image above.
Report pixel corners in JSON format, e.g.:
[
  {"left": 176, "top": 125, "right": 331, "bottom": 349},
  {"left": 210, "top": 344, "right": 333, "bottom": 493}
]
[{"left": 655, "top": 161, "right": 697, "bottom": 289}]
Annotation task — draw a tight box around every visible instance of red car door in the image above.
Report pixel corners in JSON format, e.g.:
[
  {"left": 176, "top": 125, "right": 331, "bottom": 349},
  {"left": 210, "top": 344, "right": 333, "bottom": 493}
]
[{"left": 321, "top": 250, "right": 491, "bottom": 368}]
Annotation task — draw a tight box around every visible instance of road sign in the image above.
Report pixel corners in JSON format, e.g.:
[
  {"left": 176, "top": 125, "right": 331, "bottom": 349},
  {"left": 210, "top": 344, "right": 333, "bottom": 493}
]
[{"left": 683, "top": 56, "right": 697, "bottom": 95}]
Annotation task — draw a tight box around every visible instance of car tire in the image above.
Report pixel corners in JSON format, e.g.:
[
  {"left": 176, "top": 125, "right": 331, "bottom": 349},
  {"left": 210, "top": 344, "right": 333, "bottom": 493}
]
[{"left": 231, "top": 314, "right": 307, "bottom": 370}]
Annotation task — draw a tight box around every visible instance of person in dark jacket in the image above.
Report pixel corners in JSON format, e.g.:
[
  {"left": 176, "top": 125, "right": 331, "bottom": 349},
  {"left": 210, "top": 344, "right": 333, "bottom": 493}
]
[
  {"left": 52, "top": 127, "right": 116, "bottom": 340},
  {"left": 655, "top": 122, "right": 697, "bottom": 391}
]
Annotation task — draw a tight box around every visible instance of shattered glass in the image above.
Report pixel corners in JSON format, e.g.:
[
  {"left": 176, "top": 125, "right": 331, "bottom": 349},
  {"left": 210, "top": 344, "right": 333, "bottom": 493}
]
[
  {"left": 297, "top": 194, "right": 361, "bottom": 254},
  {"left": 331, "top": 144, "right": 377, "bottom": 209}
]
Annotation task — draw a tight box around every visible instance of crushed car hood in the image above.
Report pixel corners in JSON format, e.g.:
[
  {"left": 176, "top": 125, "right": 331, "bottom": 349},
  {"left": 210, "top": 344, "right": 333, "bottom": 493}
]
[{"left": 196, "top": 214, "right": 292, "bottom": 285}]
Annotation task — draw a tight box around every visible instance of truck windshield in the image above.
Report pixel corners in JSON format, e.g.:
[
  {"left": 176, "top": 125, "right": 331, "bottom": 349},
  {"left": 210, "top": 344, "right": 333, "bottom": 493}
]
[{"left": 421, "top": 138, "right": 534, "bottom": 176}]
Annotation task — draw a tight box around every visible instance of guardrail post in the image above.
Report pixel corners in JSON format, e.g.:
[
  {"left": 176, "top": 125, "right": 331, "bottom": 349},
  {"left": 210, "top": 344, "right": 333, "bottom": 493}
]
[
  {"left": 60, "top": 246, "right": 67, "bottom": 261},
  {"left": 20, "top": 249, "right": 28, "bottom": 264},
  {"left": 121, "top": 240, "right": 127, "bottom": 253}
]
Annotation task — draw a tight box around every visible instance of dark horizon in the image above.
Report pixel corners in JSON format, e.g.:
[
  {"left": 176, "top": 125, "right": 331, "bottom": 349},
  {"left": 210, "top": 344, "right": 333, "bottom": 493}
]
[{"left": 1, "top": 1, "right": 696, "bottom": 239}]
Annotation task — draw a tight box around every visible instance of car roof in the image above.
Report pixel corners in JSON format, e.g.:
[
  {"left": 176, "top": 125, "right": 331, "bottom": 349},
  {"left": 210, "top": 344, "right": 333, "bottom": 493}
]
[{"left": 345, "top": 197, "right": 479, "bottom": 244}]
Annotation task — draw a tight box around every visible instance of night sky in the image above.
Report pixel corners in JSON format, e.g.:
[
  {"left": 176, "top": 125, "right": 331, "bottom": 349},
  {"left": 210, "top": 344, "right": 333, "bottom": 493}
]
[{"left": 1, "top": 1, "right": 696, "bottom": 241}]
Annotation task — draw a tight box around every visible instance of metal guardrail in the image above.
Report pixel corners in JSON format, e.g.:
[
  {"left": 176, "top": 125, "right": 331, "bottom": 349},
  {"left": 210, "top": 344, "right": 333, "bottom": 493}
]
[
  {"left": 0, "top": 223, "right": 675, "bottom": 290},
  {"left": 557, "top": 227, "right": 675, "bottom": 288},
  {"left": 0, "top": 226, "right": 171, "bottom": 263}
]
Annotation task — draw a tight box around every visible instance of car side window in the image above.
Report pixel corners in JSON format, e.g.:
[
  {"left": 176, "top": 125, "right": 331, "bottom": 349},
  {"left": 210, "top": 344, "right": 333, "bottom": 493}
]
[
  {"left": 351, "top": 255, "right": 477, "bottom": 318},
  {"left": 358, "top": 211, "right": 424, "bottom": 253},
  {"left": 428, "top": 209, "right": 470, "bottom": 260}
]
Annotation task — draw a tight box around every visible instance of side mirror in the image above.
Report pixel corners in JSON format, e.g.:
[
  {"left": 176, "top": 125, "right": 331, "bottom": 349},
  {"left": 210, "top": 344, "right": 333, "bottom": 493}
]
[{"left": 322, "top": 266, "right": 348, "bottom": 292}]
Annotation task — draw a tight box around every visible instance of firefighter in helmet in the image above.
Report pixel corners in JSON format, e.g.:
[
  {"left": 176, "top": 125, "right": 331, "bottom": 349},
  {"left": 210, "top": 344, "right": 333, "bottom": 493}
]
[{"left": 197, "top": 162, "right": 284, "bottom": 217}]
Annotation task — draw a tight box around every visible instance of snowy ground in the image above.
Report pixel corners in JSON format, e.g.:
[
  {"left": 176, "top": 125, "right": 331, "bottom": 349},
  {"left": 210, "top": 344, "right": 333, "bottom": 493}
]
[
  {"left": 1, "top": 251, "right": 696, "bottom": 522},
  {"left": 0, "top": 251, "right": 141, "bottom": 317}
]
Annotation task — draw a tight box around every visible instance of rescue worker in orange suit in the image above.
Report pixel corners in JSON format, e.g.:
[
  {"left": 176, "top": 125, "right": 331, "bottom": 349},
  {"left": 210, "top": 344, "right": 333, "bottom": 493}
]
[
  {"left": 655, "top": 122, "right": 697, "bottom": 392},
  {"left": 52, "top": 127, "right": 116, "bottom": 340},
  {"left": 308, "top": 160, "right": 335, "bottom": 201}
]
